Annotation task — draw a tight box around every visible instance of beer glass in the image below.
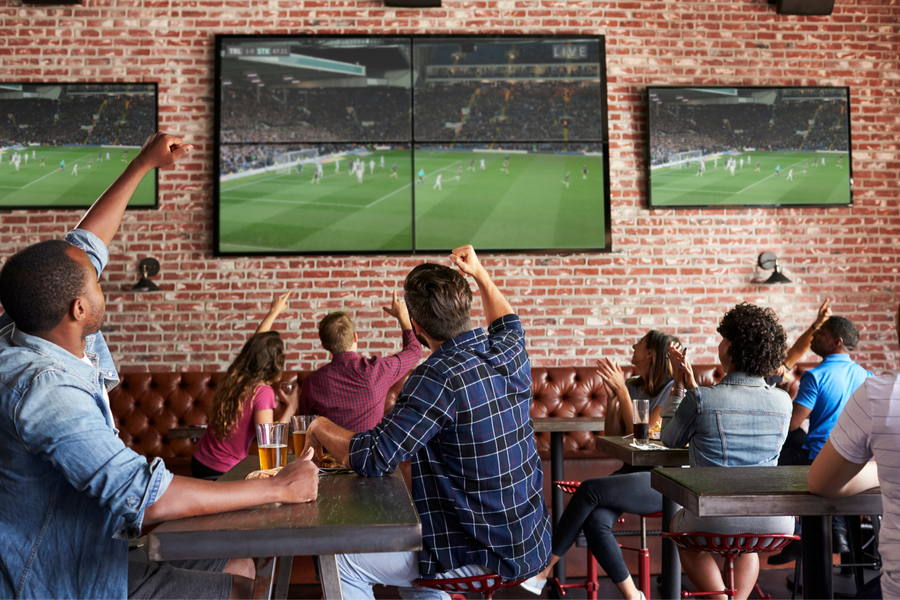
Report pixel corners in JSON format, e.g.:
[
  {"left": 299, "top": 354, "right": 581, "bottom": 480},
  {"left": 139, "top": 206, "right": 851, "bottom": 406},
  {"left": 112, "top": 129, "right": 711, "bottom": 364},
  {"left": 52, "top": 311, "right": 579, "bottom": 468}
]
[
  {"left": 633, "top": 399, "right": 650, "bottom": 445},
  {"left": 291, "top": 415, "right": 315, "bottom": 456},
  {"left": 256, "top": 423, "right": 288, "bottom": 469}
]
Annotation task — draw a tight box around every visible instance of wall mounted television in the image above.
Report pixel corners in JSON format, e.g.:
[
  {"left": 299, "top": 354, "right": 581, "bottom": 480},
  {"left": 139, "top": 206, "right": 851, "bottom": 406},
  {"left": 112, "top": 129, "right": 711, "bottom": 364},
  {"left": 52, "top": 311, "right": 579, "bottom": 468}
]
[
  {"left": 0, "top": 83, "right": 158, "bottom": 210},
  {"left": 647, "top": 86, "right": 852, "bottom": 209},
  {"left": 214, "top": 35, "right": 610, "bottom": 256}
]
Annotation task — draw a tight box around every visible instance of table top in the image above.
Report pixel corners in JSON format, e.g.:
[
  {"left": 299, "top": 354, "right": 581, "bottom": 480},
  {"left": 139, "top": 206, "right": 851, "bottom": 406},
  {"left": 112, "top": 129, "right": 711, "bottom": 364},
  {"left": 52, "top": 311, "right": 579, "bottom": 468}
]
[
  {"left": 651, "top": 465, "right": 882, "bottom": 518},
  {"left": 148, "top": 456, "right": 422, "bottom": 562},
  {"left": 595, "top": 435, "right": 690, "bottom": 467},
  {"left": 532, "top": 417, "right": 605, "bottom": 433},
  {"left": 168, "top": 425, "right": 206, "bottom": 440}
]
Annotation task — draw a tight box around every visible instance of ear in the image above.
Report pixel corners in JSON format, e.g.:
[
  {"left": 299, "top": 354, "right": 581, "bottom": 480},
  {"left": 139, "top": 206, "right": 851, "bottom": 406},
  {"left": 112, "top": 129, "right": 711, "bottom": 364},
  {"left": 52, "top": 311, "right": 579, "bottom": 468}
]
[
  {"left": 70, "top": 296, "right": 89, "bottom": 324},
  {"left": 353, "top": 331, "right": 358, "bottom": 343}
]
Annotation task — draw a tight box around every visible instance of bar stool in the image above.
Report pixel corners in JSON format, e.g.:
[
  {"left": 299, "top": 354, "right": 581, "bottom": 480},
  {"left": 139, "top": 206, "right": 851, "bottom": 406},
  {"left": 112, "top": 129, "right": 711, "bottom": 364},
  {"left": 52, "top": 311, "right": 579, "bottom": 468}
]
[
  {"left": 414, "top": 573, "right": 525, "bottom": 599},
  {"left": 660, "top": 532, "right": 799, "bottom": 600},
  {"left": 553, "top": 480, "right": 661, "bottom": 599}
]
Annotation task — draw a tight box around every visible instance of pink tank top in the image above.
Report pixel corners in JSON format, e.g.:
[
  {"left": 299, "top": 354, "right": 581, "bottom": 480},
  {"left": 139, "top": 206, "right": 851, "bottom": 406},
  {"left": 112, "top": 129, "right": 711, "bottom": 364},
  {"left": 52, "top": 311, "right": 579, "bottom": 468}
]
[{"left": 193, "top": 385, "right": 277, "bottom": 473}]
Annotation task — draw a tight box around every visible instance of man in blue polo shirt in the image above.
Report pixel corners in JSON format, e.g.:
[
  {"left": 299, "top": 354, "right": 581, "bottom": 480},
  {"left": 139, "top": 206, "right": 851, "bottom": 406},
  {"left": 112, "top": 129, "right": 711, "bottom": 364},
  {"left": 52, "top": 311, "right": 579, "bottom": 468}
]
[{"left": 770, "top": 315, "right": 872, "bottom": 563}]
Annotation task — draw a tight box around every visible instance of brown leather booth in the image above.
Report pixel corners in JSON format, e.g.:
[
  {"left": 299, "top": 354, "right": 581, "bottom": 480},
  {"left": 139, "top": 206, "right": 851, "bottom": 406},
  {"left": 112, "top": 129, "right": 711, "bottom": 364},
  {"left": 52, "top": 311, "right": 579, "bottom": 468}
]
[{"left": 110, "top": 363, "right": 814, "bottom": 581}]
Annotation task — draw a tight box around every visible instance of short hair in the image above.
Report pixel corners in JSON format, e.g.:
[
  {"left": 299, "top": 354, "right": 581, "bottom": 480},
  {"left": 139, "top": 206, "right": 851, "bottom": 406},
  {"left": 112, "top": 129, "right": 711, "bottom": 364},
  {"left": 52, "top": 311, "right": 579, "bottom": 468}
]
[
  {"left": 822, "top": 316, "right": 860, "bottom": 351},
  {"left": 0, "top": 240, "right": 88, "bottom": 333},
  {"left": 318, "top": 312, "right": 355, "bottom": 355},
  {"left": 403, "top": 263, "right": 472, "bottom": 342},
  {"left": 716, "top": 303, "right": 787, "bottom": 377}
]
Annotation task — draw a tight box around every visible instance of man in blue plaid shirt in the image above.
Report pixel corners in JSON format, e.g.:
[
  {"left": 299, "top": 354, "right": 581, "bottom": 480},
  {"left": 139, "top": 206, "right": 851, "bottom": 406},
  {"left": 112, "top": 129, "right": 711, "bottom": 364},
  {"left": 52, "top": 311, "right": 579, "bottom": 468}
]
[{"left": 306, "top": 244, "right": 551, "bottom": 598}]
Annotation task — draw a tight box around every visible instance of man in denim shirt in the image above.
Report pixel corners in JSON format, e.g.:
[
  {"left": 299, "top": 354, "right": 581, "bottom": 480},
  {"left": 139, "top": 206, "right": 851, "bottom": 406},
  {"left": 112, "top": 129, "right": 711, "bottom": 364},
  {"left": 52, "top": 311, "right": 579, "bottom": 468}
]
[
  {"left": 305, "top": 245, "right": 551, "bottom": 599},
  {"left": 0, "top": 133, "right": 319, "bottom": 599}
]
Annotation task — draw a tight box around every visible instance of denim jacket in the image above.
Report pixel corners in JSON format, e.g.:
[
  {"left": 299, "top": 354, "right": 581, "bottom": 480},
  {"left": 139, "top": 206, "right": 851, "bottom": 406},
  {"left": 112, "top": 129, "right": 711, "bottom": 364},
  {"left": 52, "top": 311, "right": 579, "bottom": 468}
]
[
  {"left": 661, "top": 372, "right": 792, "bottom": 468},
  {"left": 0, "top": 229, "right": 173, "bottom": 599}
]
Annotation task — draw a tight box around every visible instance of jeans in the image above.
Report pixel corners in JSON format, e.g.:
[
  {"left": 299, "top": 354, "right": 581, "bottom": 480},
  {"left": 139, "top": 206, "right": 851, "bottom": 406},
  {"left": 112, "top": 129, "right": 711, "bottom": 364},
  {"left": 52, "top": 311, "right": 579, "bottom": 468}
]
[
  {"left": 336, "top": 551, "right": 491, "bottom": 599},
  {"left": 551, "top": 471, "right": 662, "bottom": 585}
]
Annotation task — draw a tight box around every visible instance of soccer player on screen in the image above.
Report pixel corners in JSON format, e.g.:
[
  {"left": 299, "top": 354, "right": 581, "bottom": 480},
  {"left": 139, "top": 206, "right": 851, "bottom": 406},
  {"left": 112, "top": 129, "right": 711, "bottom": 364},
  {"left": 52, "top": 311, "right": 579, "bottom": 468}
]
[
  {"left": 334, "top": 158, "right": 340, "bottom": 173},
  {"left": 821, "top": 157, "right": 825, "bottom": 167},
  {"left": 418, "top": 169, "right": 425, "bottom": 184},
  {"left": 122, "top": 150, "right": 128, "bottom": 162},
  {"left": 380, "top": 155, "right": 385, "bottom": 169},
  {"left": 468, "top": 157, "right": 475, "bottom": 171},
  {"left": 296, "top": 163, "right": 304, "bottom": 178},
  {"left": 23, "top": 154, "right": 27, "bottom": 166},
  {"left": 88, "top": 158, "right": 92, "bottom": 170},
  {"left": 729, "top": 163, "right": 735, "bottom": 177},
  {"left": 106, "top": 152, "right": 110, "bottom": 162},
  {"left": 804, "top": 161, "right": 809, "bottom": 174},
  {"left": 696, "top": 162, "right": 704, "bottom": 177},
  {"left": 480, "top": 158, "right": 485, "bottom": 171},
  {"left": 501, "top": 156, "right": 510, "bottom": 175},
  {"left": 72, "top": 164, "right": 78, "bottom": 176},
  {"left": 455, "top": 166, "right": 462, "bottom": 182},
  {"left": 369, "top": 159, "right": 375, "bottom": 175},
  {"left": 838, "top": 155, "right": 844, "bottom": 168},
  {"left": 564, "top": 172, "right": 570, "bottom": 189},
  {"left": 31, "top": 149, "right": 35, "bottom": 160},
  {"left": 390, "top": 163, "right": 398, "bottom": 178},
  {"left": 755, "top": 160, "right": 761, "bottom": 172},
  {"left": 775, "top": 165, "right": 781, "bottom": 177},
  {"left": 39, "top": 156, "right": 45, "bottom": 168},
  {"left": 433, "top": 174, "right": 442, "bottom": 190},
  {"left": 582, "top": 164, "right": 588, "bottom": 180},
  {"left": 356, "top": 169, "right": 363, "bottom": 185},
  {"left": 316, "top": 163, "right": 323, "bottom": 178},
  {"left": 739, "top": 158, "right": 743, "bottom": 169},
  {"left": 786, "top": 169, "right": 793, "bottom": 181},
  {"left": 59, "top": 160, "right": 65, "bottom": 173},
  {"left": 714, "top": 157, "right": 718, "bottom": 169},
  {"left": 312, "top": 169, "right": 321, "bottom": 185}
]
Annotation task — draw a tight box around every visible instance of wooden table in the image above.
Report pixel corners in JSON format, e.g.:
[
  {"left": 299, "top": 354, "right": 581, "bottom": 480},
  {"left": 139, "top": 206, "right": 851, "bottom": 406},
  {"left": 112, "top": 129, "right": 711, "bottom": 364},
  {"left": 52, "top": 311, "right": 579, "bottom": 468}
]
[
  {"left": 595, "top": 436, "right": 689, "bottom": 600},
  {"left": 532, "top": 417, "right": 605, "bottom": 589},
  {"left": 651, "top": 465, "right": 882, "bottom": 600},
  {"left": 167, "top": 425, "right": 207, "bottom": 440},
  {"left": 148, "top": 456, "right": 422, "bottom": 599}
]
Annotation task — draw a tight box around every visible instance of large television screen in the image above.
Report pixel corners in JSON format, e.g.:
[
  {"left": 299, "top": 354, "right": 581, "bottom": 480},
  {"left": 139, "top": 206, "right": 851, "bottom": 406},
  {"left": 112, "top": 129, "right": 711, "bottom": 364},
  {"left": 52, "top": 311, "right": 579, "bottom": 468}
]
[
  {"left": 0, "top": 83, "right": 158, "bottom": 209},
  {"left": 648, "top": 87, "right": 852, "bottom": 209},
  {"left": 215, "top": 35, "right": 610, "bottom": 255}
]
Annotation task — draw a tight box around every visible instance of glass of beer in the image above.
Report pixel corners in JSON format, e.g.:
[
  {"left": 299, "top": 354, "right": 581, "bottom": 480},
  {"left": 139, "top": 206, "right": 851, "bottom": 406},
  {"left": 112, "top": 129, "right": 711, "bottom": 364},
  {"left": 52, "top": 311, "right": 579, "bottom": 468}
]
[
  {"left": 256, "top": 423, "right": 288, "bottom": 469},
  {"left": 291, "top": 415, "right": 315, "bottom": 456},
  {"left": 633, "top": 399, "right": 650, "bottom": 445}
]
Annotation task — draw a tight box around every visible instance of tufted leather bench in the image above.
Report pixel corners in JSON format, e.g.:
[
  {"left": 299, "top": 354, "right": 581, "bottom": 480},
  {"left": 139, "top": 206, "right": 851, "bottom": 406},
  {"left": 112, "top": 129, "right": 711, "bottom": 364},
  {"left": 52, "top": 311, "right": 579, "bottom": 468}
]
[{"left": 110, "top": 364, "right": 814, "bottom": 478}]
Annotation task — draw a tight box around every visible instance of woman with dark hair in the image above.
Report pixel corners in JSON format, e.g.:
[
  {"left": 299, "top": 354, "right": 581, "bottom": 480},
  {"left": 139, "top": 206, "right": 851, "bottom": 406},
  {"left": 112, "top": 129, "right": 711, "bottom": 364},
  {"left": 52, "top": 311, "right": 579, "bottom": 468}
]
[
  {"left": 191, "top": 294, "right": 298, "bottom": 479},
  {"left": 663, "top": 303, "right": 794, "bottom": 600},
  {"left": 523, "top": 330, "right": 681, "bottom": 599}
]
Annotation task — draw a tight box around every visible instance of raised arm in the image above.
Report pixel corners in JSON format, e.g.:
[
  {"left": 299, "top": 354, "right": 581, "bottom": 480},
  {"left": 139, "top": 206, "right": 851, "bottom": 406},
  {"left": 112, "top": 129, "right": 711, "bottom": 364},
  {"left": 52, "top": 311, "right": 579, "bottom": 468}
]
[
  {"left": 75, "top": 132, "right": 192, "bottom": 247},
  {"left": 256, "top": 291, "right": 292, "bottom": 334},
  {"left": 784, "top": 299, "right": 832, "bottom": 368},
  {"left": 449, "top": 245, "right": 512, "bottom": 325}
]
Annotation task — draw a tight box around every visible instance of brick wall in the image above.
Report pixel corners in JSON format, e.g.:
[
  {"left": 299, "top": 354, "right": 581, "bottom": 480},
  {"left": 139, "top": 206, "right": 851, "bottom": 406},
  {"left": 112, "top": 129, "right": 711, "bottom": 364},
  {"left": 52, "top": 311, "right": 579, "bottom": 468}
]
[{"left": 1, "top": 0, "right": 898, "bottom": 373}]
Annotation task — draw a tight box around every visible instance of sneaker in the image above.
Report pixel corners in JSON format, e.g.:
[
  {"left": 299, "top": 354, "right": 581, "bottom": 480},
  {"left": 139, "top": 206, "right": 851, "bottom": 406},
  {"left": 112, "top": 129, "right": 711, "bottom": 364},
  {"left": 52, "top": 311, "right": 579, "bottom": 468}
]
[{"left": 520, "top": 575, "right": 547, "bottom": 595}]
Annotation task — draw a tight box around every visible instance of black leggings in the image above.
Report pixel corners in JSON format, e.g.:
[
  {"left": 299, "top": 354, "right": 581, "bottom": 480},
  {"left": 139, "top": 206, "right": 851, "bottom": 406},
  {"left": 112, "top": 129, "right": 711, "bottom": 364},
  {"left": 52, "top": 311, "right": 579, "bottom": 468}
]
[{"left": 552, "top": 471, "right": 662, "bottom": 585}]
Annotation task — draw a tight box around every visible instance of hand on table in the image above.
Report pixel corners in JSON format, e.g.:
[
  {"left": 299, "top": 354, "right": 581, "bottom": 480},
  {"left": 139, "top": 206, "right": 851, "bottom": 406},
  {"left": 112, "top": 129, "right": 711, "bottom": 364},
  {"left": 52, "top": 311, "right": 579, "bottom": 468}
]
[{"left": 272, "top": 447, "right": 318, "bottom": 503}]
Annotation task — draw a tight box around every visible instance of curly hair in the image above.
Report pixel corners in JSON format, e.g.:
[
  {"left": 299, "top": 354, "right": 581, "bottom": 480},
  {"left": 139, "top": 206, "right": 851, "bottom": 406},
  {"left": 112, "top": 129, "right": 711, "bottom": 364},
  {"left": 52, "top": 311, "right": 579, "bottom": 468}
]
[
  {"left": 208, "top": 331, "right": 285, "bottom": 440},
  {"left": 716, "top": 303, "right": 787, "bottom": 377}
]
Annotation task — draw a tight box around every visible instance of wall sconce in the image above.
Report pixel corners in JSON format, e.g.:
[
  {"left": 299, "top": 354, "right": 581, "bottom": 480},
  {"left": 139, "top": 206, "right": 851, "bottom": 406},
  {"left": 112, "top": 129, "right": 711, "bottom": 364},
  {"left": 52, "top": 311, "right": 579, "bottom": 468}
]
[
  {"left": 131, "top": 258, "right": 161, "bottom": 292},
  {"left": 757, "top": 252, "right": 791, "bottom": 284}
]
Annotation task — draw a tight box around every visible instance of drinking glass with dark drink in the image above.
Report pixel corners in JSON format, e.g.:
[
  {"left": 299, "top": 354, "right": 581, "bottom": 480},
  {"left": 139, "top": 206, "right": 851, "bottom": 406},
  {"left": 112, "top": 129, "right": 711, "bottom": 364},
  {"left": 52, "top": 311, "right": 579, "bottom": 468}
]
[
  {"left": 256, "top": 422, "right": 288, "bottom": 469},
  {"left": 291, "top": 415, "right": 315, "bottom": 456},
  {"left": 633, "top": 398, "right": 650, "bottom": 445}
]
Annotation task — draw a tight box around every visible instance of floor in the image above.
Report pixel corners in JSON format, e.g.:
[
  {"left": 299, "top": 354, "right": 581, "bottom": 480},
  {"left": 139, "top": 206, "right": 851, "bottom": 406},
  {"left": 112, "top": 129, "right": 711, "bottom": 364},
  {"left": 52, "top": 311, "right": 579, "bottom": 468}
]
[{"left": 285, "top": 567, "right": 870, "bottom": 599}]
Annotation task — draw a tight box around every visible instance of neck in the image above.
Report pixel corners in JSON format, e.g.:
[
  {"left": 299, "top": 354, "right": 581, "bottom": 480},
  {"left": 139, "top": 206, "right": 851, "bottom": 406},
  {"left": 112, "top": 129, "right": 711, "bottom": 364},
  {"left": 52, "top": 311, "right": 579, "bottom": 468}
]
[{"left": 29, "top": 329, "right": 87, "bottom": 358}]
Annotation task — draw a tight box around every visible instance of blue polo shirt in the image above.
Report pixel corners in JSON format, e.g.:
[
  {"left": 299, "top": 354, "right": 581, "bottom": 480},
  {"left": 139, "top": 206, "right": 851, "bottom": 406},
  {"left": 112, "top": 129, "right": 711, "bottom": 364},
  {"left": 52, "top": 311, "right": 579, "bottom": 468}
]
[{"left": 794, "top": 353, "right": 872, "bottom": 460}]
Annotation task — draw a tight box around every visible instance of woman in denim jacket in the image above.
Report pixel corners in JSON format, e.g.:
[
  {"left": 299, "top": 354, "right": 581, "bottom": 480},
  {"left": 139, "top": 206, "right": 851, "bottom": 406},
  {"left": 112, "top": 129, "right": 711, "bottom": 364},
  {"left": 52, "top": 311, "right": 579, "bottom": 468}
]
[{"left": 662, "top": 303, "right": 794, "bottom": 600}]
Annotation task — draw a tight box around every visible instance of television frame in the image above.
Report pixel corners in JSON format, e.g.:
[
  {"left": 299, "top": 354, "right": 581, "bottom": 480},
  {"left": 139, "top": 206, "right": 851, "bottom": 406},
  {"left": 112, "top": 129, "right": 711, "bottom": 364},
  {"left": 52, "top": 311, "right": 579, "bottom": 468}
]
[
  {"left": 646, "top": 85, "right": 853, "bottom": 210},
  {"left": 213, "top": 34, "right": 611, "bottom": 257},
  {"left": 0, "top": 81, "right": 159, "bottom": 211}
]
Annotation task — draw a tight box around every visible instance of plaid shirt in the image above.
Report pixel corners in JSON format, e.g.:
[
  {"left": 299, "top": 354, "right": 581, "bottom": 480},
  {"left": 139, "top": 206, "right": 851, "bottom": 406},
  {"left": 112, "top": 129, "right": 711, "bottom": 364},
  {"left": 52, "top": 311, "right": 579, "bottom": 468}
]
[
  {"left": 300, "top": 329, "right": 422, "bottom": 433},
  {"left": 349, "top": 314, "right": 551, "bottom": 579}
]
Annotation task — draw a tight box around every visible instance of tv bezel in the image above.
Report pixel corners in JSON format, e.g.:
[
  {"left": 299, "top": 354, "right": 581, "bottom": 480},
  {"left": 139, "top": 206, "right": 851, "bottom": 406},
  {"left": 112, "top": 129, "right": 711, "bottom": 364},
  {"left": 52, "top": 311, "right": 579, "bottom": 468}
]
[
  {"left": 646, "top": 85, "right": 853, "bottom": 210},
  {"left": 213, "top": 34, "right": 612, "bottom": 257},
  {"left": 0, "top": 81, "right": 159, "bottom": 211}
]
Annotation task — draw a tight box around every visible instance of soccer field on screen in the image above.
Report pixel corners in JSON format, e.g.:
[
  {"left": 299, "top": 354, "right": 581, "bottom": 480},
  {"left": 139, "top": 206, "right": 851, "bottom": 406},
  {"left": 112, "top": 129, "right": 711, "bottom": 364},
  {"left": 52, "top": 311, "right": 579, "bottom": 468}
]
[
  {"left": 0, "top": 145, "right": 154, "bottom": 208},
  {"left": 650, "top": 151, "right": 850, "bottom": 207},
  {"left": 218, "top": 149, "right": 607, "bottom": 254}
]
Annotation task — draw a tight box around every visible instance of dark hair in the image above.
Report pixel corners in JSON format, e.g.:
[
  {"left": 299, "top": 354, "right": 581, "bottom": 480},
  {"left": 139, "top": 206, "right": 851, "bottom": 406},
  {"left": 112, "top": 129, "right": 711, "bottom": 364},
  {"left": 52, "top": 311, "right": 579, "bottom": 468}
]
[
  {"left": 0, "top": 240, "right": 88, "bottom": 333},
  {"left": 318, "top": 312, "right": 355, "bottom": 355},
  {"left": 821, "top": 316, "right": 860, "bottom": 351},
  {"left": 403, "top": 263, "right": 472, "bottom": 342},
  {"left": 208, "top": 331, "right": 285, "bottom": 440},
  {"left": 717, "top": 303, "right": 787, "bottom": 377},
  {"left": 636, "top": 330, "right": 682, "bottom": 397}
]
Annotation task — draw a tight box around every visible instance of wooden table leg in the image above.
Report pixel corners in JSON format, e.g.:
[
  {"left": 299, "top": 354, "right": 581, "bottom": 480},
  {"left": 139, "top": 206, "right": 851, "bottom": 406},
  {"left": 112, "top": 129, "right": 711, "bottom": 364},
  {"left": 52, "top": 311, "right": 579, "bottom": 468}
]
[
  {"left": 319, "top": 554, "right": 344, "bottom": 600},
  {"left": 253, "top": 556, "right": 277, "bottom": 600},
  {"left": 550, "top": 431, "right": 566, "bottom": 589},
  {"left": 661, "top": 496, "right": 682, "bottom": 600},
  {"left": 802, "top": 515, "right": 833, "bottom": 599}
]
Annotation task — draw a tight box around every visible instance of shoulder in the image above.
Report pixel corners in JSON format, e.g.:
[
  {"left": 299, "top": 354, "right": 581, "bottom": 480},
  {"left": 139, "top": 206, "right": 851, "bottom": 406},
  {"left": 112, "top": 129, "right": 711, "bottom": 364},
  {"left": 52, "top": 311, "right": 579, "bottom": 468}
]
[{"left": 252, "top": 385, "right": 277, "bottom": 408}]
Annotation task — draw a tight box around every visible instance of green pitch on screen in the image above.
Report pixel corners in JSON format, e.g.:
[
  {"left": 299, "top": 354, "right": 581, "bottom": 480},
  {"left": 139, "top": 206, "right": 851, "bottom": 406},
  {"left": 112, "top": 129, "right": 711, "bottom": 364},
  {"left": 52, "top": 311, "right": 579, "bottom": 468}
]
[
  {"left": 218, "top": 149, "right": 607, "bottom": 254},
  {"left": 650, "top": 151, "right": 850, "bottom": 207},
  {"left": 0, "top": 146, "right": 155, "bottom": 208}
]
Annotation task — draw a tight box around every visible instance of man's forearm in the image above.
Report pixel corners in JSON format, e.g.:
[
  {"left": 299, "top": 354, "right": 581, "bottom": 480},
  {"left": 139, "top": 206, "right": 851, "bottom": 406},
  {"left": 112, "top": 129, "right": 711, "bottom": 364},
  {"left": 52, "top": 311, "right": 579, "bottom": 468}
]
[
  {"left": 785, "top": 326, "right": 816, "bottom": 368},
  {"left": 75, "top": 160, "right": 154, "bottom": 247},
  {"left": 472, "top": 269, "right": 513, "bottom": 325},
  {"left": 144, "top": 476, "right": 281, "bottom": 524},
  {"left": 309, "top": 418, "right": 355, "bottom": 467}
]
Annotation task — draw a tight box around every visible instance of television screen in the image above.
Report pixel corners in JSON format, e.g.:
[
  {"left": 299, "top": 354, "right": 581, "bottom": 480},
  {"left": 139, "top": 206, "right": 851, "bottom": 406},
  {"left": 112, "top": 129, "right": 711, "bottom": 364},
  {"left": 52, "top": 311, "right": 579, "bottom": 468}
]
[
  {"left": 648, "top": 87, "right": 852, "bottom": 209},
  {"left": 214, "top": 35, "right": 610, "bottom": 255},
  {"left": 0, "top": 83, "right": 158, "bottom": 209}
]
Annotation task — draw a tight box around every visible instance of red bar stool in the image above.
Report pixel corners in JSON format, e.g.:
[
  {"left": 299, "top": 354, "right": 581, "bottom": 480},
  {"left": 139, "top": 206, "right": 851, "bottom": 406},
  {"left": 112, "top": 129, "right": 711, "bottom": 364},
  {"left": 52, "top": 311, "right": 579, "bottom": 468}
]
[
  {"left": 660, "top": 532, "right": 800, "bottom": 600},
  {"left": 414, "top": 573, "right": 526, "bottom": 599},
  {"left": 553, "top": 481, "right": 660, "bottom": 599}
]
